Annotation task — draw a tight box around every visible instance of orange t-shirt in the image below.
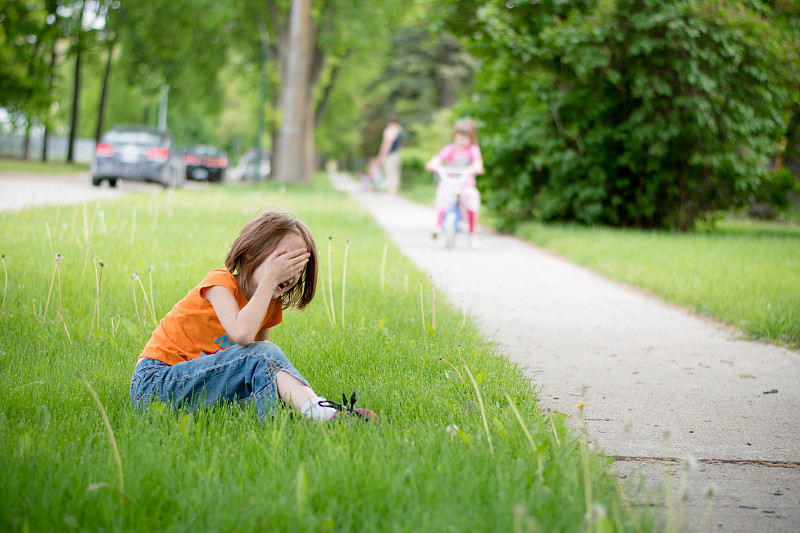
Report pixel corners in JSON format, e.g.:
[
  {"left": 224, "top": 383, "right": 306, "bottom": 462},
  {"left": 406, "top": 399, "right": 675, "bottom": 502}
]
[{"left": 139, "top": 269, "right": 283, "bottom": 365}]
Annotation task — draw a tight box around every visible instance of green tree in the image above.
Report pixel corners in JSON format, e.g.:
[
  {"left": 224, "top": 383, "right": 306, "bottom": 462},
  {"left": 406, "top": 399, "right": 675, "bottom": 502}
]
[
  {"left": 442, "top": 0, "right": 800, "bottom": 230},
  {"left": 0, "top": 0, "right": 59, "bottom": 156}
]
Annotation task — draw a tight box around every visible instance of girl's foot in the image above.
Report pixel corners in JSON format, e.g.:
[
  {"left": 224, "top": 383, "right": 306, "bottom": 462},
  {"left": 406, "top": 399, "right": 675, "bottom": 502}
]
[{"left": 320, "top": 392, "right": 378, "bottom": 422}]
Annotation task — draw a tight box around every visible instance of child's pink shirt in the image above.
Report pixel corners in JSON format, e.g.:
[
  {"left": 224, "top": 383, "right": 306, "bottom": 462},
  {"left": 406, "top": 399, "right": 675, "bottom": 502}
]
[{"left": 436, "top": 143, "right": 482, "bottom": 187}]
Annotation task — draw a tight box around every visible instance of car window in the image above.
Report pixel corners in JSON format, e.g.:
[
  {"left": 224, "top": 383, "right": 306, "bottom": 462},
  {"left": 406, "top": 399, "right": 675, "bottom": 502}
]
[
  {"left": 188, "top": 146, "right": 224, "bottom": 157},
  {"left": 104, "top": 131, "right": 162, "bottom": 145}
]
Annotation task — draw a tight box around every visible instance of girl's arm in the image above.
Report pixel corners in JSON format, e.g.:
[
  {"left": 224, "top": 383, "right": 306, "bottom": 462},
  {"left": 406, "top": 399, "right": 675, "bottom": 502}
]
[
  {"left": 205, "top": 248, "right": 308, "bottom": 346},
  {"left": 204, "top": 285, "right": 272, "bottom": 346},
  {"left": 425, "top": 154, "right": 443, "bottom": 172},
  {"left": 468, "top": 144, "right": 485, "bottom": 175},
  {"left": 425, "top": 144, "right": 452, "bottom": 172}
]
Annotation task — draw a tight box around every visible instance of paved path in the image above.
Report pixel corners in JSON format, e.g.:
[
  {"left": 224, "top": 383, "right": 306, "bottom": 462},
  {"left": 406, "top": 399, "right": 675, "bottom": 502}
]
[
  {"left": 0, "top": 172, "right": 206, "bottom": 212},
  {"left": 0, "top": 173, "right": 127, "bottom": 211},
  {"left": 332, "top": 173, "right": 800, "bottom": 532}
]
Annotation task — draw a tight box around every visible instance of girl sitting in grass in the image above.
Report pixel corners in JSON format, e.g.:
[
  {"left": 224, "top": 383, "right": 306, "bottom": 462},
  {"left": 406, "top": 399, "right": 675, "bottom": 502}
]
[{"left": 130, "top": 211, "right": 376, "bottom": 423}]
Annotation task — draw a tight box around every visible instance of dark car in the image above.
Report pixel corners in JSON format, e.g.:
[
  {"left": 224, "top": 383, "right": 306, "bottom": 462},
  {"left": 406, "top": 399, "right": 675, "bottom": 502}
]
[
  {"left": 182, "top": 145, "right": 228, "bottom": 182},
  {"left": 91, "top": 124, "right": 184, "bottom": 188}
]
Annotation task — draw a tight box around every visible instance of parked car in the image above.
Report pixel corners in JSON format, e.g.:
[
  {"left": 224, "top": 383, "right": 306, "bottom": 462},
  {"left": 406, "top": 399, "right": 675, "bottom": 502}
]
[
  {"left": 182, "top": 145, "right": 228, "bottom": 182},
  {"left": 91, "top": 124, "right": 184, "bottom": 188},
  {"left": 227, "top": 149, "right": 271, "bottom": 181}
]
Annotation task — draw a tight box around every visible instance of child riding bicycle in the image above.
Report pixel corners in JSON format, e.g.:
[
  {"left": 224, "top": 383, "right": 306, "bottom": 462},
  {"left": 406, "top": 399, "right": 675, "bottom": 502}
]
[{"left": 425, "top": 118, "right": 484, "bottom": 249}]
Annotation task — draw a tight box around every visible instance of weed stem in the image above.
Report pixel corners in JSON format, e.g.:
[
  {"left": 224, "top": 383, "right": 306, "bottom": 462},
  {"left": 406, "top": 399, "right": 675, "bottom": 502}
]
[
  {"left": 577, "top": 403, "right": 593, "bottom": 531},
  {"left": 380, "top": 243, "right": 388, "bottom": 294},
  {"left": 461, "top": 358, "right": 494, "bottom": 456},
  {"left": 342, "top": 240, "right": 350, "bottom": 329},
  {"left": 439, "top": 357, "right": 464, "bottom": 384},
  {"left": 76, "top": 370, "right": 125, "bottom": 497},
  {"left": 502, "top": 389, "right": 537, "bottom": 452},
  {"left": 1, "top": 254, "right": 7, "bottom": 318},
  {"left": 327, "top": 237, "right": 336, "bottom": 325},
  {"left": 132, "top": 274, "right": 143, "bottom": 329},
  {"left": 419, "top": 281, "right": 426, "bottom": 331},
  {"left": 57, "top": 309, "right": 72, "bottom": 343}
]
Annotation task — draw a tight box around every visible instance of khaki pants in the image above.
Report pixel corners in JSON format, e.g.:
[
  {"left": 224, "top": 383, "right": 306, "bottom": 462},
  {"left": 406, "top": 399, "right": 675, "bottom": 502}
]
[{"left": 383, "top": 152, "right": 401, "bottom": 194}]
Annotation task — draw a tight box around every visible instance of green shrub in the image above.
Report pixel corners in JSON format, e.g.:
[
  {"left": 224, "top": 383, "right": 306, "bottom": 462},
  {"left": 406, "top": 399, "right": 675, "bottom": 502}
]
[
  {"left": 440, "top": 0, "right": 800, "bottom": 231},
  {"left": 747, "top": 167, "right": 800, "bottom": 218},
  {"left": 400, "top": 149, "right": 431, "bottom": 188}
]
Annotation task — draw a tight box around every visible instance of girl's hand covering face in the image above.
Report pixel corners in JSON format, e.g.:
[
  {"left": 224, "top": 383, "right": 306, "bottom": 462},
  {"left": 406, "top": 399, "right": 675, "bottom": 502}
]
[{"left": 251, "top": 232, "right": 310, "bottom": 300}]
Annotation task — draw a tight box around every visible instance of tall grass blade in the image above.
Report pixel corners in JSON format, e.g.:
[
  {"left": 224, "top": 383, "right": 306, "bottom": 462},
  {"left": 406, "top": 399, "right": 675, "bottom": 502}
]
[
  {"left": 76, "top": 370, "right": 125, "bottom": 497},
  {"left": 502, "top": 389, "right": 537, "bottom": 452},
  {"left": 327, "top": 237, "right": 336, "bottom": 325},
  {"left": 1, "top": 254, "right": 7, "bottom": 317},
  {"left": 461, "top": 358, "right": 494, "bottom": 456}
]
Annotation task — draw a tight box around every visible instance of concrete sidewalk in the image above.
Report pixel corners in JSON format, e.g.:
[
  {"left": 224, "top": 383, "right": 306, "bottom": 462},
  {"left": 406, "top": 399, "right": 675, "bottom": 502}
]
[{"left": 332, "top": 173, "right": 800, "bottom": 532}]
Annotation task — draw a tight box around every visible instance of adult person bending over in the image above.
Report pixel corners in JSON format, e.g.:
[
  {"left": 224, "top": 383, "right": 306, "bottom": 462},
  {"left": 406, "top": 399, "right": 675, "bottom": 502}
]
[{"left": 377, "top": 114, "right": 404, "bottom": 198}]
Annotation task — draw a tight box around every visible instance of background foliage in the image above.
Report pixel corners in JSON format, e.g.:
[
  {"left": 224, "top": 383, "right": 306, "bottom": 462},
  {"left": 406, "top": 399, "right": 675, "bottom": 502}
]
[{"left": 439, "top": 0, "right": 800, "bottom": 230}]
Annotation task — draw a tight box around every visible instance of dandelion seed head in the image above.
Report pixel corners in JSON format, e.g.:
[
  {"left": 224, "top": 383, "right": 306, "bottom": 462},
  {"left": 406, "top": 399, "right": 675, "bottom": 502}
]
[
  {"left": 98, "top": 211, "right": 104, "bottom": 218},
  {"left": 590, "top": 503, "right": 607, "bottom": 519},
  {"left": 132, "top": 272, "right": 139, "bottom": 281},
  {"left": 148, "top": 265, "right": 155, "bottom": 272},
  {"left": 98, "top": 260, "right": 105, "bottom": 267},
  {"left": 54, "top": 253, "right": 63, "bottom": 262},
  {"left": 682, "top": 456, "right": 698, "bottom": 472},
  {"left": 61, "top": 222, "right": 67, "bottom": 229},
  {"left": 345, "top": 239, "right": 351, "bottom": 246}
]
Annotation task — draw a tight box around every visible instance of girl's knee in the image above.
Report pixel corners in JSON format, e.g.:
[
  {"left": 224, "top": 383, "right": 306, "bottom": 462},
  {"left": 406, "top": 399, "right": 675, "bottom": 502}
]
[{"left": 251, "top": 341, "right": 289, "bottom": 361}]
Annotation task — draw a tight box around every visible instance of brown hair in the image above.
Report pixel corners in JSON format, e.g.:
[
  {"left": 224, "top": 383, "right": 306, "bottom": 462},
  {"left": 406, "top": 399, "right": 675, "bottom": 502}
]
[
  {"left": 453, "top": 118, "right": 478, "bottom": 145},
  {"left": 225, "top": 212, "right": 318, "bottom": 310}
]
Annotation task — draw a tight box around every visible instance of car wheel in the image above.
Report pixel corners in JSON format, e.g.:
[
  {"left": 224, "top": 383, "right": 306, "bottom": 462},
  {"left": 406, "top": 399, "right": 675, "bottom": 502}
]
[
  {"left": 91, "top": 177, "right": 102, "bottom": 187},
  {"left": 109, "top": 178, "right": 118, "bottom": 188}
]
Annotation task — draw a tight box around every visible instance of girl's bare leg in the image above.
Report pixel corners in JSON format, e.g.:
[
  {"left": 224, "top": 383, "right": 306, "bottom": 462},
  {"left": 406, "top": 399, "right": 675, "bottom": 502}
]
[{"left": 276, "top": 370, "right": 316, "bottom": 411}]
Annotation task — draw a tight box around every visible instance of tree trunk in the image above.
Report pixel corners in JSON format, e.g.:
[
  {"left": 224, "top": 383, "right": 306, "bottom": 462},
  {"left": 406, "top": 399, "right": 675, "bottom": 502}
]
[
  {"left": 23, "top": 121, "right": 31, "bottom": 160},
  {"left": 301, "top": 39, "right": 324, "bottom": 180},
  {"left": 42, "top": 42, "right": 58, "bottom": 161},
  {"left": 67, "top": 3, "right": 86, "bottom": 163},
  {"left": 95, "top": 38, "right": 116, "bottom": 144},
  {"left": 264, "top": 0, "right": 287, "bottom": 175},
  {"left": 274, "top": 0, "right": 312, "bottom": 183}
]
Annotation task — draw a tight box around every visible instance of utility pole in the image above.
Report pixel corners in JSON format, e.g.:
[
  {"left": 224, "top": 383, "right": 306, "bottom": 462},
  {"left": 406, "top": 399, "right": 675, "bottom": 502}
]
[{"left": 157, "top": 85, "right": 169, "bottom": 132}]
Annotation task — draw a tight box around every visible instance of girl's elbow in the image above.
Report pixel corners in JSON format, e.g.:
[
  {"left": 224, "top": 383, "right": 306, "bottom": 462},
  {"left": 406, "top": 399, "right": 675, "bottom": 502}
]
[{"left": 230, "top": 331, "right": 256, "bottom": 346}]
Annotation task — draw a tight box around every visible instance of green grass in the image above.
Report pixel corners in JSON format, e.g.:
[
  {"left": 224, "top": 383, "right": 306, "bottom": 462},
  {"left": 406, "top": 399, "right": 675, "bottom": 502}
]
[
  {"left": 513, "top": 219, "right": 800, "bottom": 349},
  {"left": 0, "top": 156, "right": 90, "bottom": 174},
  {"left": 0, "top": 183, "right": 653, "bottom": 532}
]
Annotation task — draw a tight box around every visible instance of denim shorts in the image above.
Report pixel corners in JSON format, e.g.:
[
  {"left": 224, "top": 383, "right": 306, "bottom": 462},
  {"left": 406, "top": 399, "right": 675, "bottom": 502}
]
[{"left": 130, "top": 341, "right": 309, "bottom": 420}]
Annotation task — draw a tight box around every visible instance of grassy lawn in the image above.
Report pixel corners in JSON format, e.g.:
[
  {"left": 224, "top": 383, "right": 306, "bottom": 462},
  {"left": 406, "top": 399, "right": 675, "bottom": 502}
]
[
  {"left": 0, "top": 156, "right": 90, "bottom": 174},
  {"left": 400, "top": 183, "right": 799, "bottom": 349},
  {"left": 0, "top": 182, "right": 653, "bottom": 532},
  {"left": 513, "top": 219, "right": 800, "bottom": 349}
]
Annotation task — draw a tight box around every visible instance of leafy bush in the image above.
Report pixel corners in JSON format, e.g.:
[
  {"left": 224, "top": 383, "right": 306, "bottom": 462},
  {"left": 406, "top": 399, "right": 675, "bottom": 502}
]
[
  {"left": 748, "top": 167, "right": 800, "bottom": 219},
  {"left": 441, "top": 0, "right": 799, "bottom": 231},
  {"left": 400, "top": 149, "right": 431, "bottom": 188}
]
